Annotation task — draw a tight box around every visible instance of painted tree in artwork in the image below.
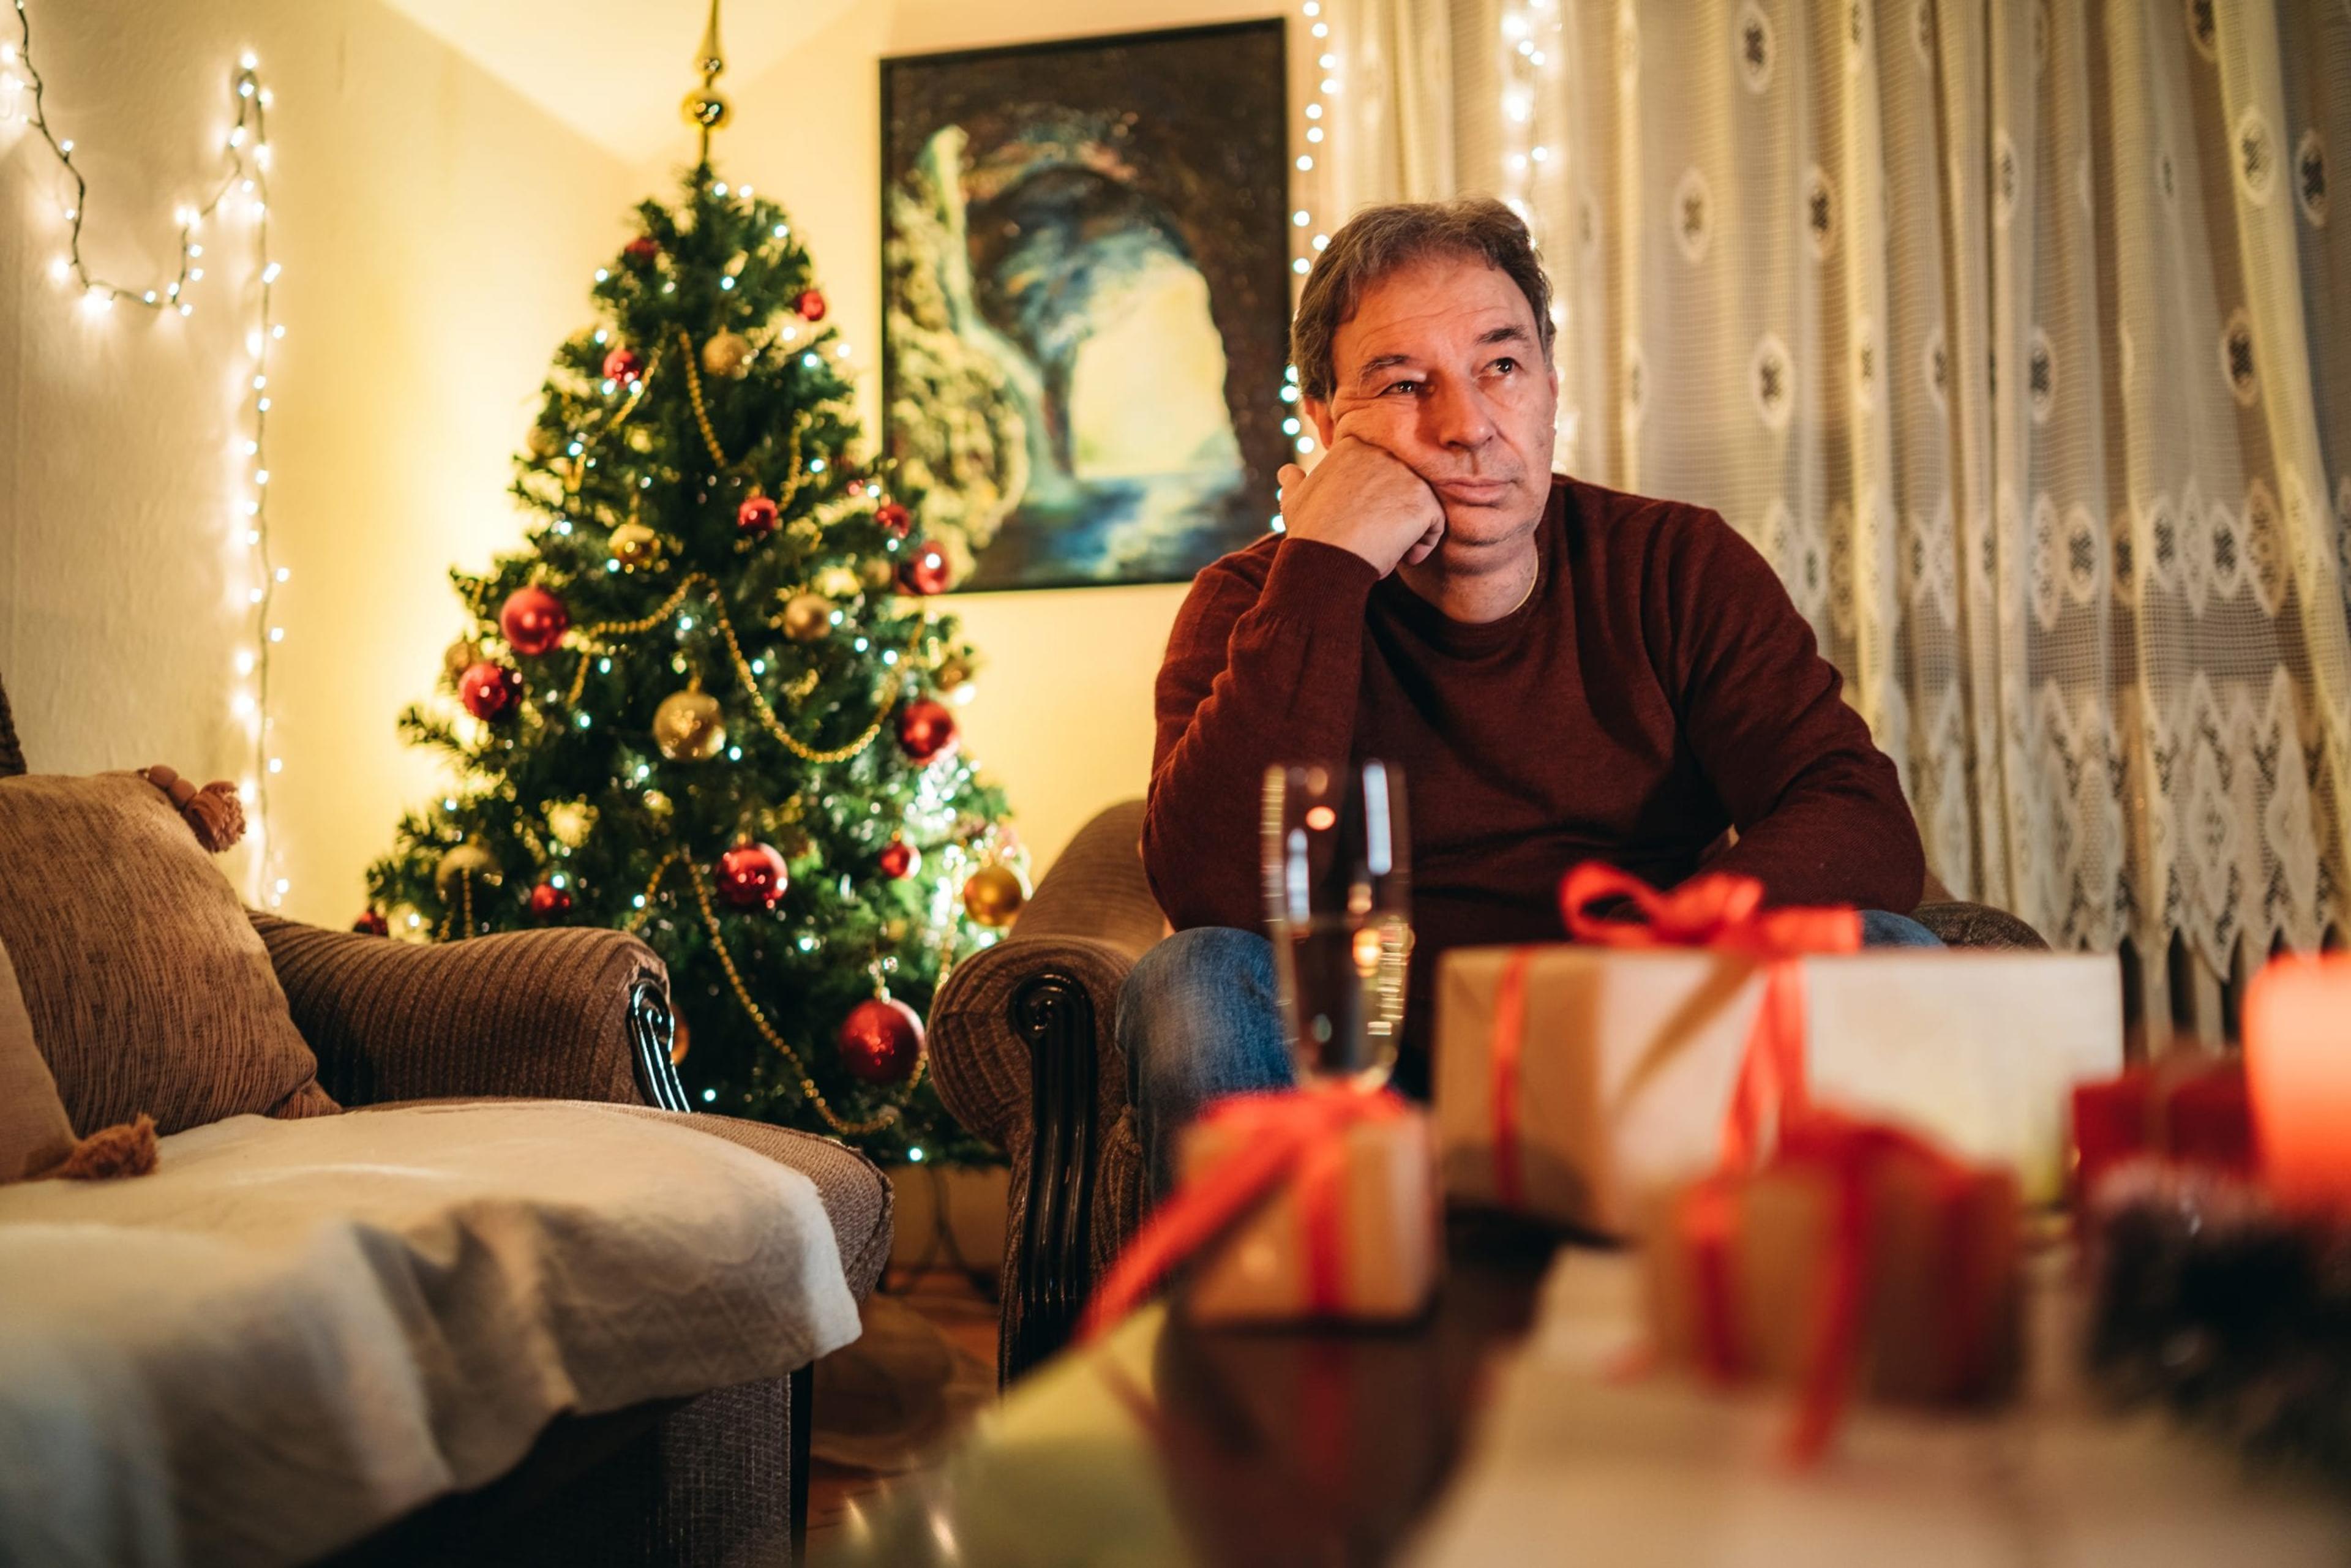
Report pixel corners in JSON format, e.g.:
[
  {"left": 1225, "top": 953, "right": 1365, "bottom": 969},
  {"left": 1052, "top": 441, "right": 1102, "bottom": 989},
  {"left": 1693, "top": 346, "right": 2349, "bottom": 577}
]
[{"left": 366, "top": 163, "right": 1026, "bottom": 1160}]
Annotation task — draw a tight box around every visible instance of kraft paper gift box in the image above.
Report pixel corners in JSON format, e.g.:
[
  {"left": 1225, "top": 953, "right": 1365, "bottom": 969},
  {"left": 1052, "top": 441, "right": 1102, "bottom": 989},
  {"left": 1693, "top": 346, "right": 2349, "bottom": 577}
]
[
  {"left": 1177, "top": 1105, "right": 1440, "bottom": 1326},
  {"left": 1434, "top": 947, "right": 2122, "bottom": 1232},
  {"left": 1640, "top": 1139, "right": 2023, "bottom": 1408}
]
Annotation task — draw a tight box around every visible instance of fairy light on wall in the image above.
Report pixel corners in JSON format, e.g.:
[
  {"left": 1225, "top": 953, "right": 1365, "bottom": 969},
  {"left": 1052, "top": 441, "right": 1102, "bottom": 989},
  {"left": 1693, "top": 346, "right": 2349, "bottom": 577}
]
[
  {"left": 6, "top": 1, "right": 290, "bottom": 906},
  {"left": 1270, "top": 0, "right": 1335, "bottom": 534}
]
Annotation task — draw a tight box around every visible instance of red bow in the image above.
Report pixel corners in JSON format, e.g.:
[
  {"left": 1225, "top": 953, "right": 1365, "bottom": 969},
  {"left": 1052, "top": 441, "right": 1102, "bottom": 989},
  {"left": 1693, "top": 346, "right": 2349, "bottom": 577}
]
[
  {"left": 1557, "top": 863, "right": 1863, "bottom": 956},
  {"left": 1079, "top": 1085, "right": 1407, "bottom": 1342}
]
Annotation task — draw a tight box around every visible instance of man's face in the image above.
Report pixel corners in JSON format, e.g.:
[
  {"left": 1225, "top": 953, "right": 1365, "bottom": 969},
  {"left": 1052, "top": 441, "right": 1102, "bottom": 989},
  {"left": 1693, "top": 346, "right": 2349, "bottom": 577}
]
[{"left": 1306, "top": 253, "right": 1560, "bottom": 558}]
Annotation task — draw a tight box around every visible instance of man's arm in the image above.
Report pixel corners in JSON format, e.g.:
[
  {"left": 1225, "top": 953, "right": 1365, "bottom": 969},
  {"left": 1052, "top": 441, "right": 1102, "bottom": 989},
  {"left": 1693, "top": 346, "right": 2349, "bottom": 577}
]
[
  {"left": 1144, "top": 438, "right": 1447, "bottom": 930},
  {"left": 1141, "top": 541, "right": 1381, "bottom": 931},
  {"left": 1654, "top": 507, "right": 1925, "bottom": 912}
]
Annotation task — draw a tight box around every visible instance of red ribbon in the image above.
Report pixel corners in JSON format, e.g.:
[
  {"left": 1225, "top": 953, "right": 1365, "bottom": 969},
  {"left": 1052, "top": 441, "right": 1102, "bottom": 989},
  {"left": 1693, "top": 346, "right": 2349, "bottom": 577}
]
[
  {"left": 1079, "top": 1085, "right": 1406, "bottom": 1341},
  {"left": 1690, "top": 1112, "right": 1987, "bottom": 1463},
  {"left": 1485, "top": 865, "right": 1861, "bottom": 1211}
]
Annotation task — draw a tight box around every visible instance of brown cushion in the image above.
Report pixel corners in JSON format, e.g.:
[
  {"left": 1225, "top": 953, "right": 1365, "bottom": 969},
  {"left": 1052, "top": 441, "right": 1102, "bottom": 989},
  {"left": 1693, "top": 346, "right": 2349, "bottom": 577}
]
[
  {"left": 0, "top": 931, "right": 76, "bottom": 1181},
  {"left": 0, "top": 773, "right": 336, "bottom": 1134}
]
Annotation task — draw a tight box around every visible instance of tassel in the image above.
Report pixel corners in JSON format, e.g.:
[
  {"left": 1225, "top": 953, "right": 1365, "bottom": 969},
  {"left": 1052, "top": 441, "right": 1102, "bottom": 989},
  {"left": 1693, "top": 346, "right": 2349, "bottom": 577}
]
[
  {"left": 53, "top": 1114, "right": 160, "bottom": 1180},
  {"left": 141, "top": 765, "right": 246, "bottom": 852}
]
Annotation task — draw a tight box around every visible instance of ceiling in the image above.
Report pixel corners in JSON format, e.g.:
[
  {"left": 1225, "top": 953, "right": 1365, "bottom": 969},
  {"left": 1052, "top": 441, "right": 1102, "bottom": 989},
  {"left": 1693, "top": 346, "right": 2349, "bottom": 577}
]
[{"left": 378, "top": 0, "right": 853, "bottom": 163}]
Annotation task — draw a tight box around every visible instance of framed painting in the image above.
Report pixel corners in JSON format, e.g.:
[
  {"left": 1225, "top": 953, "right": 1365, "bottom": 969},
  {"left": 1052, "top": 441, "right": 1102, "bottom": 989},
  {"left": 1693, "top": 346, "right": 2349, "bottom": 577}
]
[{"left": 881, "top": 20, "right": 1289, "bottom": 592}]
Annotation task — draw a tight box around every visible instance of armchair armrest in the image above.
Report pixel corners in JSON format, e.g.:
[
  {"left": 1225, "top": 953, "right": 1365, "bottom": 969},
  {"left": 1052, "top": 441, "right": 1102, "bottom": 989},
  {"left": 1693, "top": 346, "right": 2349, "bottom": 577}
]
[
  {"left": 249, "top": 915, "right": 686, "bottom": 1109},
  {"left": 929, "top": 800, "right": 1165, "bottom": 1382},
  {"left": 1911, "top": 901, "right": 2050, "bottom": 951}
]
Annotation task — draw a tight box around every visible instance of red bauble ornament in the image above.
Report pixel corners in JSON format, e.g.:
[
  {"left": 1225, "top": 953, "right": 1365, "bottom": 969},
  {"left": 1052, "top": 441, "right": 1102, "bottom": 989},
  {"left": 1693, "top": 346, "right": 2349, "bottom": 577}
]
[
  {"left": 623, "top": 234, "right": 660, "bottom": 264},
  {"left": 737, "top": 494, "right": 780, "bottom": 536},
  {"left": 459, "top": 660, "right": 523, "bottom": 721},
  {"left": 498, "top": 585, "right": 569, "bottom": 656},
  {"left": 528, "top": 880, "right": 572, "bottom": 920},
  {"left": 838, "top": 997, "right": 923, "bottom": 1084},
  {"left": 874, "top": 501, "right": 912, "bottom": 538},
  {"left": 602, "top": 346, "right": 643, "bottom": 384},
  {"left": 896, "top": 539, "right": 951, "bottom": 596},
  {"left": 716, "top": 842, "right": 791, "bottom": 910},
  {"left": 353, "top": 909, "right": 389, "bottom": 936},
  {"left": 877, "top": 838, "right": 919, "bottom": 880},
  {"left": 896, "top": 699, "right": 958, "bottom": 765},
  {"left": 795, "top": 288, "right": 828, "bottom": 322}
]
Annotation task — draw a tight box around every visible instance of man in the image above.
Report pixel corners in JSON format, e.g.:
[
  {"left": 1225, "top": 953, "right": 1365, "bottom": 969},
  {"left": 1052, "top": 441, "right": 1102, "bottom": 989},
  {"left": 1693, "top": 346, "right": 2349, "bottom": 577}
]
[{"left": 1123, "top": 198, "right": 1937, "bottom": 1204}]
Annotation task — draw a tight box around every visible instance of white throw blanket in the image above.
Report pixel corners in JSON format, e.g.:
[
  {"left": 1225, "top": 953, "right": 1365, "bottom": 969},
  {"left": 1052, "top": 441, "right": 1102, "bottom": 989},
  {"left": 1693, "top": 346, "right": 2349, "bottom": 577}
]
[{"left": 0, "top": 1101, "right": 862, "bottom": 1567}]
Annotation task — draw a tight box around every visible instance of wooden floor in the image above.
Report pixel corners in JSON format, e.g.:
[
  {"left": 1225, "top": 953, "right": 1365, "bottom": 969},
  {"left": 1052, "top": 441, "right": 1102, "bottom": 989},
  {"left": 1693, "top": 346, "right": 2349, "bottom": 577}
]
[{"left": 805, "top": 1266, "right": 1000, "bottom": 1557}]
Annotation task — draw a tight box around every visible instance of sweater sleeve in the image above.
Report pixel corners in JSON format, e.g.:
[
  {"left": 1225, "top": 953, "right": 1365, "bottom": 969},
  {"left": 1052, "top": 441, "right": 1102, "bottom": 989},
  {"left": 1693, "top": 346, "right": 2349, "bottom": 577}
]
[
  {"left": 1142, "top": 538, "right": 1380, "bottom": 932},
  {"left": 1654, "top": 509, "right": 1925, "bottom": 913}
]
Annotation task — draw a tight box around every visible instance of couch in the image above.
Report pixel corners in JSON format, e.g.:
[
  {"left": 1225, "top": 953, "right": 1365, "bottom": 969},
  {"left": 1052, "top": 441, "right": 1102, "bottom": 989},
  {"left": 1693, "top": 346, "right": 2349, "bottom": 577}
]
[
  {"left": 929, "top": 798, "right": 2050, "bottom": 1384},
  {"left": 0, "top": 675, "right": 888, "bottom": 1566}
]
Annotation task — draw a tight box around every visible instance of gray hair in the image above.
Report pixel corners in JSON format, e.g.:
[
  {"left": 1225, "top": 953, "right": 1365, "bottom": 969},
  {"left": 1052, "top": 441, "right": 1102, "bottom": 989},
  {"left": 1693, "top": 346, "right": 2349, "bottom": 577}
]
[{"left": 1289, "top": 198, "right": 1556, "bottom": 403}]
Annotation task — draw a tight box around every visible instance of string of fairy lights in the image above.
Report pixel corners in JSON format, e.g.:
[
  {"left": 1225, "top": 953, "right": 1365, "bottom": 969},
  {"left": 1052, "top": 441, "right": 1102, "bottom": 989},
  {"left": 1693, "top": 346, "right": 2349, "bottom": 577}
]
[
  {"left": 1496, "top": 1, "right": 1564, "bottom": 226},
  {"left": 1271, "top": 0, "right": 1337, "bottom": 534},
  {"left": 3, "top": 0, "right": 288, "bottom": 906}
]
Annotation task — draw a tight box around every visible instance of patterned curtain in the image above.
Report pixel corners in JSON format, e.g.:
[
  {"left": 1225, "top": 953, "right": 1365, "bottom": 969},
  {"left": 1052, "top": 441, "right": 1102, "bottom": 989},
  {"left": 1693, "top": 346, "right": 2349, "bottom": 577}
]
[{"left": 1319, "top": 0, "right": 2351, "bottom": 1024}]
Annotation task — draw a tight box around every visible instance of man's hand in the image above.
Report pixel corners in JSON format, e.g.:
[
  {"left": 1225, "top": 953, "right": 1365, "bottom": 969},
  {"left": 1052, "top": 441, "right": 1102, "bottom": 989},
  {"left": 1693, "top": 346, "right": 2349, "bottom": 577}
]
[{"left": 1278, "top": 427, "right": 1445, "bottom": 576}]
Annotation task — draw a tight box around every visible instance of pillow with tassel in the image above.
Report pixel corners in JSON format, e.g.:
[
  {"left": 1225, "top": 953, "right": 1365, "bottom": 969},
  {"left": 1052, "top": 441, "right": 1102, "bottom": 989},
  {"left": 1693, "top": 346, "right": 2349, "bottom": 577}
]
[{"left": 0, "top": 768, "right": 335, "bottom": 1138}]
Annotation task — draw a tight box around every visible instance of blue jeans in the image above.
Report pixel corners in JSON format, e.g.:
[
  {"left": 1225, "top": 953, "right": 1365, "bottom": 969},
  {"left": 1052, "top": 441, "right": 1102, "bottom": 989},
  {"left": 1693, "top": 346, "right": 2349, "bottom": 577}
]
[{"left": 1118, "top": 910, "right": 1942, "bottom": 1207}]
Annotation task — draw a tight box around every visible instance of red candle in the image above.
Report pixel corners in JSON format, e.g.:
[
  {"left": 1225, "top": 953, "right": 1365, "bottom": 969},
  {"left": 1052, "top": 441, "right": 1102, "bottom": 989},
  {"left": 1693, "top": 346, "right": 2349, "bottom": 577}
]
[{"left": 2244, "top": 954, "right": 2351, "bottom": 1212}]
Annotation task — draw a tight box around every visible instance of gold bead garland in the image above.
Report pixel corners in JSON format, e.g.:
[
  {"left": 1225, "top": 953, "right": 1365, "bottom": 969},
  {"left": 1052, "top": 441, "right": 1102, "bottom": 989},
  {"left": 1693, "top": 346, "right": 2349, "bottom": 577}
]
[
  {"left": 563, "top": 570, "right": 908, "bottom": 764},
  {"left": 628, "top": 850, "right": 927, "bottom": 1135},
  {"left": 434, "top": 870, "right": 479, "bottom": 943},
  {"left": 678, "top": 329, "right": 807, "bottom": 509}
]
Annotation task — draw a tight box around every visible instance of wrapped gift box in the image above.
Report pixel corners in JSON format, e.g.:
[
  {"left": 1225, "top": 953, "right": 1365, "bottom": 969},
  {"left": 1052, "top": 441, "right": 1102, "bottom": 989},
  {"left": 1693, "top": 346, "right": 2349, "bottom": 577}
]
[
  {"left": 1639, "top": 1142, "right": 2022, "bottom": 1408},
  {"left": 2071, "top": 1056, "right": 2252, "bottom": 1202},
  {"left": 1177, "top": 1105, "right": 1440, "bottom": 1326},
  {"left": 1435, "top": 948, "right": 2121, "bottom": 1231}
]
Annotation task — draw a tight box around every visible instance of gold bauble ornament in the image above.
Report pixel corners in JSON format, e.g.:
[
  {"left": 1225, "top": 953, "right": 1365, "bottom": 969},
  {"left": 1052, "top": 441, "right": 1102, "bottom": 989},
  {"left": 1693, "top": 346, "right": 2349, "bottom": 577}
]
[
  {"left": 932, "top": 655, "right": 973, "bottom": 694},
  {"left": 610, "top": 522, "right": 661, "bottom": 570},
  {"left": 546, "top": 800, "right": 596, "bottom": 849},
  {"left": 962, "top": 863, "right": 1029, "bottom": 927},
  {"left": 653, "top": 686, "right": 727, "bottom": 762},
  {"left": 444, "top": 637, "right": 481, "bottom": 682},
  {"left": 681, "top": 86, "right": 732, "bottom": 130},
  {"left": 435, "top": 840, "right": 501, "bottom": 899},
  {"left": 812, "top": 565, "right": 862, "bottom": 599},
  {"left": 701, "top": 330, "right": 754, "bottom": 379},
  {"left": 525, "top": 424, "right": 563, "bottom": 459},
  {"left": 642, "top": 790, "right": 674, "bottom": 820},
  {"left": 781, "top": 593, "right": 834, "bottom": 642},
  {"left": 857, "top": 555, "right": 897, "bottom": 593}
]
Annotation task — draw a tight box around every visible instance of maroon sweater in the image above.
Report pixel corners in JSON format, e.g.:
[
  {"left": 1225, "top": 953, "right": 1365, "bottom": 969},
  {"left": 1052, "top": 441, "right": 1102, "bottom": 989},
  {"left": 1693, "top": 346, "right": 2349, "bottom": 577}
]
[{"left": 1143, "top": 475, "right": 1924, "bottom": 1054}]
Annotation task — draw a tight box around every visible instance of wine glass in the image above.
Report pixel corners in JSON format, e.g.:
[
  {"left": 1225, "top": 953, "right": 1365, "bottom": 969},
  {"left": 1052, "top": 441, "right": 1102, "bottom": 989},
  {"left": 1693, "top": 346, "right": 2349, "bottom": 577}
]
[{"left": 1261, "top": 760, "right": 1412, "bottom": 1088}]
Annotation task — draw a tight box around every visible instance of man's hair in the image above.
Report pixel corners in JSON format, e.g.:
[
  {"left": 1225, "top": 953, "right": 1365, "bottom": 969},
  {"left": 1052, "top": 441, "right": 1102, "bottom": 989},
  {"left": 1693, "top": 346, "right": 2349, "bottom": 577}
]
[{"left": 1289, "top": 198, "right": 1556, "bottom": 404}]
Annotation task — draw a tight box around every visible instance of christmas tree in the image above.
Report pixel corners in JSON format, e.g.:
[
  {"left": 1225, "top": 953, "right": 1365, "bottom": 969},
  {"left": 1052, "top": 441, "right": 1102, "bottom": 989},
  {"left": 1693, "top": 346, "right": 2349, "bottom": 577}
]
[{"left": 364, "top": 151, "right": 1022, "bottom": 1161}]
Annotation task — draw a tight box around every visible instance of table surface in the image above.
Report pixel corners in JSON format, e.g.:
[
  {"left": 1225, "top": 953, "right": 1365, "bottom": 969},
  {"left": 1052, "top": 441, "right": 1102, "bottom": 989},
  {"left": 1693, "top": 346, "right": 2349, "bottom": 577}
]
[
  {"left": 817, "top": 1214, "right": 1560, "bottom": 1567},
  {"left": 820, "top": 1219, "right": 2351, "bottom": 1567}
]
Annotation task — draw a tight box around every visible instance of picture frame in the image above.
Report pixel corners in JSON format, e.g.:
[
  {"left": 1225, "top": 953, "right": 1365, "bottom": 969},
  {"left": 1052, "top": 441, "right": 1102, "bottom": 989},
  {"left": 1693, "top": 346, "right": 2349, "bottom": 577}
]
[{"left": 880, "top": 20, "right": 1290, "bottom": 593}]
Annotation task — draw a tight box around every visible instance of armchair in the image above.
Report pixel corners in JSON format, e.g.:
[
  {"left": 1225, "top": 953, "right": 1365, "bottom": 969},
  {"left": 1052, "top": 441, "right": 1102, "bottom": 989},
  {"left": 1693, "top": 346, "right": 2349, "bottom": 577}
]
[{"left": 930, "top": 799, "right": 2047, "bottom": 1384}]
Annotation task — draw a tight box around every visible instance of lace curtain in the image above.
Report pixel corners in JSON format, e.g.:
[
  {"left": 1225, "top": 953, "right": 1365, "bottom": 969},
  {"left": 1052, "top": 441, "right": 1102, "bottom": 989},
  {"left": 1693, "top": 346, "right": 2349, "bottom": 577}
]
[{"left": 1318, "top": 0, "right": 2351, "bottom": 1022}]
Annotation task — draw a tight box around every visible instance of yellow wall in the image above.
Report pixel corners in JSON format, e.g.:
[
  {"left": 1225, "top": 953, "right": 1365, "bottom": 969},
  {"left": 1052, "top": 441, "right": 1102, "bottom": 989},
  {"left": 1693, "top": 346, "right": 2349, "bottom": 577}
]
[
  {"left": 1, "top": 0, "right": 632, "bottom": 923},
  {"left": 638, "top": 0, "right": 1302, "bottom": 875}
]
